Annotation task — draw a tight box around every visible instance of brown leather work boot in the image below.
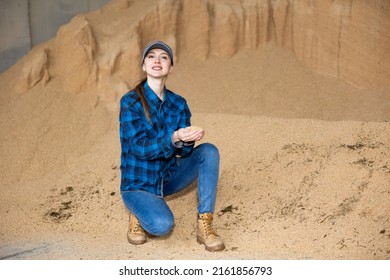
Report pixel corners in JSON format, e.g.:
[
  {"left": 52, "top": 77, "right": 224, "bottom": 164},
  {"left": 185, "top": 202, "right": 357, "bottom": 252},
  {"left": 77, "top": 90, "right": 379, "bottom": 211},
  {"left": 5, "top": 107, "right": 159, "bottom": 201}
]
[
  {"left": 127, "top": 212, "right": 147, "bottom": 245},
  {"left": 197, "top": 213, "right": 225, "bottom": 251}
]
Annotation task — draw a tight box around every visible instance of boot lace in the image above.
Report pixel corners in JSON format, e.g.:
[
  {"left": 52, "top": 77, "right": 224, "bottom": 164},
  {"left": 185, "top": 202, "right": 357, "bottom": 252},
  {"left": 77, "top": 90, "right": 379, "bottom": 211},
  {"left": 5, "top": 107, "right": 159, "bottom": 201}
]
[
  {"left": 130, "top": 215, "right": 145, "bottom": 234},
  {"left": 132, "top": 221, "right": 142, "bottom": 233},
  {"left": 199, "top": 214, "right": 217, "bottom": 237}
]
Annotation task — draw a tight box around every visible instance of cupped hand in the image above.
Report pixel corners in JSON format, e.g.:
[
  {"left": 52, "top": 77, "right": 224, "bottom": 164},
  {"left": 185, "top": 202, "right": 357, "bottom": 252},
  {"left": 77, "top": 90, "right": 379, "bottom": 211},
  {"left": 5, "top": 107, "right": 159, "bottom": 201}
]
[{"left": 177, "top": 127, "right": 205, "bottom": 142}]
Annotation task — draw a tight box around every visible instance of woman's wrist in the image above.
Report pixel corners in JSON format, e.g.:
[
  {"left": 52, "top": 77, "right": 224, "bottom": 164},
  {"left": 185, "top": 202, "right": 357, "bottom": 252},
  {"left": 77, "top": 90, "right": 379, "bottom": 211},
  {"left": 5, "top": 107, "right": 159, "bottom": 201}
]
[{"left": 172, "top": 131, "right": 181, "bottom": 143}]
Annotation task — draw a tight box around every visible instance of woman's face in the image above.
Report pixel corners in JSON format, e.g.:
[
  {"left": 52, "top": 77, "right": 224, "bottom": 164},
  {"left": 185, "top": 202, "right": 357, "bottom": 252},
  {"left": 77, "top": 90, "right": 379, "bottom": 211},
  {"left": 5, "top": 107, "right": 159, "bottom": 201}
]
[{"left": 142, "top": 48, "right": 173, "bottom": 79}]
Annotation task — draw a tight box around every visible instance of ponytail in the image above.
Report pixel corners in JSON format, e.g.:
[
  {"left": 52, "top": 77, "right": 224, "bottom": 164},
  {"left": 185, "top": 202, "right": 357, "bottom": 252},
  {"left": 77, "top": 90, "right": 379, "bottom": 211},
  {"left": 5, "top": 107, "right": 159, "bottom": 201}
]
[{"left": 133, "top": 78, "right": 151, "bottom": 124}]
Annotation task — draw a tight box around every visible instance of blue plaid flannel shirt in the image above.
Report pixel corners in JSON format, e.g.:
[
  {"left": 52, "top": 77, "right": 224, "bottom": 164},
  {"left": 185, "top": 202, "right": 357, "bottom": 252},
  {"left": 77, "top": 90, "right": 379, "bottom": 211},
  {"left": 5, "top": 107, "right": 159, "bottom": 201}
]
[{"left": 119, "top": 81, "right": 194, "bottom": 196}]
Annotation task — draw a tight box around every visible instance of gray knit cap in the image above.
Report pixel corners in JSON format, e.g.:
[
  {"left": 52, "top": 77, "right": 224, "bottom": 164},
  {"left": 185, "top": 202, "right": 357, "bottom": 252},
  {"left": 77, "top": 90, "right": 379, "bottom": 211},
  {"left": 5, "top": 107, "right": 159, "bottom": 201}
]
[{"left": 141, "top": 40, "right": 174, "bottom": 66}]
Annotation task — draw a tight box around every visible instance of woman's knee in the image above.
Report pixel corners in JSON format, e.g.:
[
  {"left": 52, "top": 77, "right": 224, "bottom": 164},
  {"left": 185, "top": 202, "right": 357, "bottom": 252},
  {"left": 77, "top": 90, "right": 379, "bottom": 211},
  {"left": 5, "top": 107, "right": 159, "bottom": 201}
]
[
  {"left": 199, "top": 143, "right": 220, "bottom": 161},
  {"left": 145, "top": 215, "right": 174, "bottom": 236}
]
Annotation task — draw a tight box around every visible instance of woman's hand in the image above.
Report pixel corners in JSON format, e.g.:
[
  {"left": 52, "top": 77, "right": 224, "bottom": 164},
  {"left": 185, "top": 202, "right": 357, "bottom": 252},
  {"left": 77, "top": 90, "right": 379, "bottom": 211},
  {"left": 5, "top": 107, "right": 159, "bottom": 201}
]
[{"left": 173, "top": 127, "right": 205, "bottom": 143}]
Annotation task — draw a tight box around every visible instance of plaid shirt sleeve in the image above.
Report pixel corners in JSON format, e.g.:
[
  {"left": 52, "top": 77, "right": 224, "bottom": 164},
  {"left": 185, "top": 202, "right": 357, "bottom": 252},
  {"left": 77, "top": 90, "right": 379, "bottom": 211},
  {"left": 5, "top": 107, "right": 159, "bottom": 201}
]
[{"left": 175, "top": 101, "right": 194, "bottom": 157}]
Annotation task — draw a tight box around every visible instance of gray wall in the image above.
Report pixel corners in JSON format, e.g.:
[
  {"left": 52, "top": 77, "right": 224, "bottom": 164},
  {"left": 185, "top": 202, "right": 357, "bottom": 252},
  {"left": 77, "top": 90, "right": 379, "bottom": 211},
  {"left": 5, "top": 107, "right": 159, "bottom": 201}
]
[
  {"left": 0, "top": 0, "right": 110, "bottom": 73},
  {"left": 0, "top": 0, "right": 31, "bottom": 73}
]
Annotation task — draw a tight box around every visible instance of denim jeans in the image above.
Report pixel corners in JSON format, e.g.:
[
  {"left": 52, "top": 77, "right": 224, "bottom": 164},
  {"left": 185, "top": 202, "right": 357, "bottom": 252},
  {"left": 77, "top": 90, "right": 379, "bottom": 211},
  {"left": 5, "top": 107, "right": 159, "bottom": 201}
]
[{"left": 121, "top": 143, "right": 220, "bottom": 236}]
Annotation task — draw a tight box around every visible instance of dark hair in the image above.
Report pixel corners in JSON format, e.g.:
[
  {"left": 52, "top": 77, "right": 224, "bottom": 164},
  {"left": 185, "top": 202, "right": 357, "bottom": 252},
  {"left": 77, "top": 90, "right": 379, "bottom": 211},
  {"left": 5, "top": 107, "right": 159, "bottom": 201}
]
[{"left": 133, "top": 78, "right": 151, "bottom": 123}]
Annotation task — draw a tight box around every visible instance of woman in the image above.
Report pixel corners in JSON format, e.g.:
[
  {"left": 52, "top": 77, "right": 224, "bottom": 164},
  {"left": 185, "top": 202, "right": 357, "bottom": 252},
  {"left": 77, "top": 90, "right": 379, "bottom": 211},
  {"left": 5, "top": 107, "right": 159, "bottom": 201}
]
[{"left": 119, "top": 41, "right": 225, "bottom": 251}]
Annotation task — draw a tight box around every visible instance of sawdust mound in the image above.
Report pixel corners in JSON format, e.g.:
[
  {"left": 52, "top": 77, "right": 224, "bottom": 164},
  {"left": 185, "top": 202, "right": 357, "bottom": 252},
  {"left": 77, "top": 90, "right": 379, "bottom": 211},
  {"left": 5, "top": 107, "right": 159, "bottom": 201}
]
[{"left": 0, "top": 0, "right": 389, "bottom": 260}]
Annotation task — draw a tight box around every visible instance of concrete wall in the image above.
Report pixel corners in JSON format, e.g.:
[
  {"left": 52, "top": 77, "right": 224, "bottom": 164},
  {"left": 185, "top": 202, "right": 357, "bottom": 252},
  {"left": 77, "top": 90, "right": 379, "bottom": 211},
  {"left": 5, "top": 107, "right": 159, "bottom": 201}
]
[
  {"left": 0, "top": 0, "right": 110, "bottom": 73},
  {"left": 0, "top": 0, "right": 31, "bottom": 73}
]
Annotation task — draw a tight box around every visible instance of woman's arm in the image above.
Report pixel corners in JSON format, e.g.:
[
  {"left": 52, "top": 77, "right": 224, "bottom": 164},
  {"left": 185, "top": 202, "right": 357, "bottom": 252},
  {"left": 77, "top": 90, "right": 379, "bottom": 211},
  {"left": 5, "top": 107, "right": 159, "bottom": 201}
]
[
  {"left": 120, "top": 99, "right": 177, "bottom": 160},
  {"left": 173, "top": 102, "right": 205, "bottom": 157}
]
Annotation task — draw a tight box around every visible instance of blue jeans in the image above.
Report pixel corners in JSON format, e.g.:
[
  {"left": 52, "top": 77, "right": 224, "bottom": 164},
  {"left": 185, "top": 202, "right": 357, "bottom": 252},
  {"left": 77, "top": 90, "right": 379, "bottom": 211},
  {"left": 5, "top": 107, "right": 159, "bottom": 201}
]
[{"left": 121, "top": 143, "right": 220, "bottom": 236}]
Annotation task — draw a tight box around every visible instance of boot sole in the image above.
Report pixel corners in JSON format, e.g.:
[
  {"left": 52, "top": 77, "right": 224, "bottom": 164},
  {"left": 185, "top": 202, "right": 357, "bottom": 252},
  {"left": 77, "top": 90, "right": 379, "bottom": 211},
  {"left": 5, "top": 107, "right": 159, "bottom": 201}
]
[
  {"left": 197, "top": 236, "right": 225, "bottom": 252},
  {"left": 127, "top": 234, "right": 147, "bottom": 245}
]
